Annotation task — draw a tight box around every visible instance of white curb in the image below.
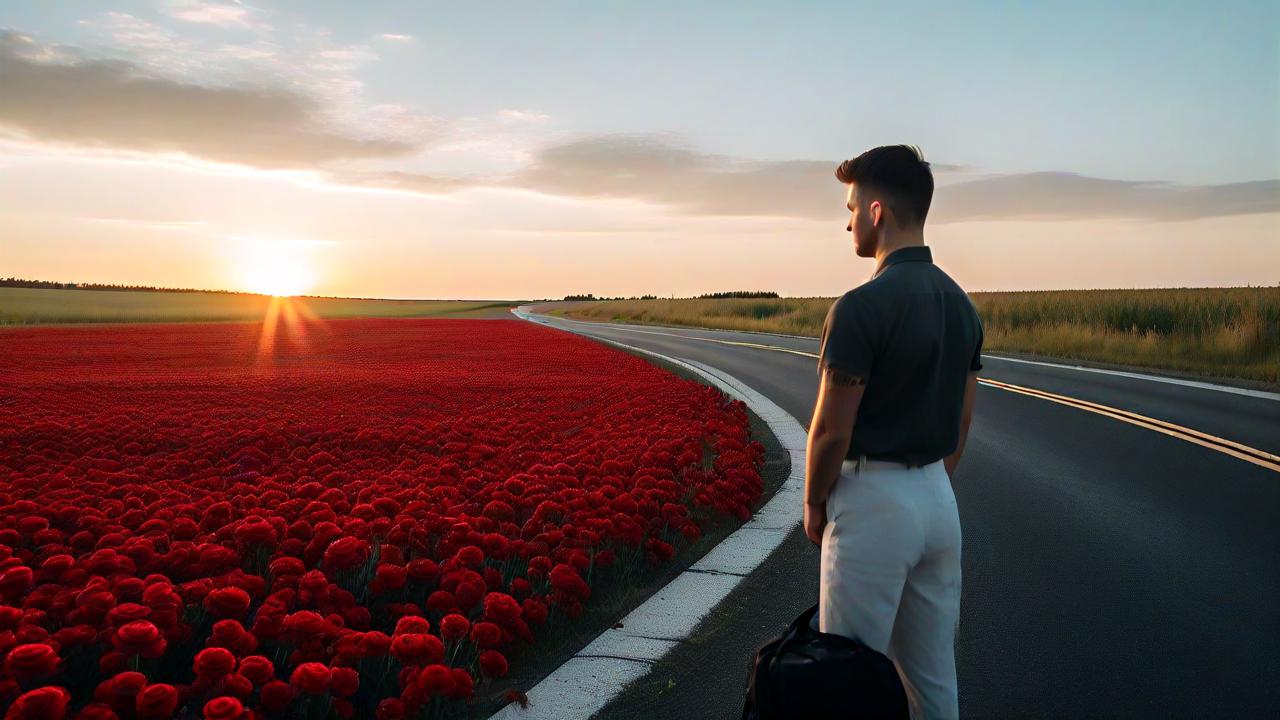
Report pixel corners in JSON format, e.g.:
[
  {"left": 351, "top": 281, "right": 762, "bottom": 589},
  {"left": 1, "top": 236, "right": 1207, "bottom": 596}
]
[{"left": 493, "top": 310, "right": 808, "bottom": 720}]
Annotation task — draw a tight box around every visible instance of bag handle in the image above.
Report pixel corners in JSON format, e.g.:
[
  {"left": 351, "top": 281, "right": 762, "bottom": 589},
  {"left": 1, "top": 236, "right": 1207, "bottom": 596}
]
[{"left": 775, "top": 603, "right": 819, "bottom": 655}]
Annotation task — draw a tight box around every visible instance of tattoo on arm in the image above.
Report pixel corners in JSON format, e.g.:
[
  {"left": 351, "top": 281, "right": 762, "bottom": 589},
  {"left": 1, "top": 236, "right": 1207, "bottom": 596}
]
[{"left": 824, "top": 366, "right": 865, "bottom": 387}]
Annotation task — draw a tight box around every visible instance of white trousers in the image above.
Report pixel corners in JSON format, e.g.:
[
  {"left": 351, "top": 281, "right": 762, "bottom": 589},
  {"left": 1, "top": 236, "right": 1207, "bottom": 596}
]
[{"left": 819, "top": 457, "right": 962, "bottom": 720}]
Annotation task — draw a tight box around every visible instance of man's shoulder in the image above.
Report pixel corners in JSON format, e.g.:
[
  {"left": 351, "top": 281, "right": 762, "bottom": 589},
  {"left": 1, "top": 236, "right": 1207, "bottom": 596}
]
[
  {"left": 922, "top": 265, "right": 979, "bottom": 307},
  {"left": 823, "top": 286, "right": 883, "bottom": 336},
  {"left": 830, "top": 284, "right": 880, "bottom": 313}
]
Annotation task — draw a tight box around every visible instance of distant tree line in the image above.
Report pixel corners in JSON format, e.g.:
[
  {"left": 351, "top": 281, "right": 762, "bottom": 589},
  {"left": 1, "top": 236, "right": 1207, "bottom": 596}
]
[
  {"left": 562, "top": 291, "right": 778, "bottom": 301},
  {"left": 562, "top": 293, "right": 660, "bottom": 301},
  {"left": 1, "top": 277, "right": 242, "bottom": 294},
  {"left": 696, "top": 290, "right": 780, "bottom": 299}
]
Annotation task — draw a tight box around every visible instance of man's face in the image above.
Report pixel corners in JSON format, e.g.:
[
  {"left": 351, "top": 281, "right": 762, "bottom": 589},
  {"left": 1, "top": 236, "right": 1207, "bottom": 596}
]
[{"left": 846, "top": 184, "right": 878, "bottom": 258}]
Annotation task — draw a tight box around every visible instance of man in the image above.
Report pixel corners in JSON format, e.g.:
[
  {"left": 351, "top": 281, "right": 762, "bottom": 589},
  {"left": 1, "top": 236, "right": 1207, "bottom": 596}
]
[{"left": 803, "top": 145, "right": 982, "bottom": 719}]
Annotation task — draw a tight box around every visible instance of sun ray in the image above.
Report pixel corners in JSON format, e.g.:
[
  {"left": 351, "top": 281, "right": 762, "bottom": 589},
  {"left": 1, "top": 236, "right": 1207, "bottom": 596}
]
[
  {"left": 256, "top": 295, "right": 282, "bottom": 364},
  {"left": 280, "top": 296, "right": 306, "bottom": 344}
]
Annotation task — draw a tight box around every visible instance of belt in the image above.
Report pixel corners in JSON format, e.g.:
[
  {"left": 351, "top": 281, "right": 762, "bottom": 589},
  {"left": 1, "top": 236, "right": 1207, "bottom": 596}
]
[{"left": 841, "top": 454, "right": 926, "bottom": 472}]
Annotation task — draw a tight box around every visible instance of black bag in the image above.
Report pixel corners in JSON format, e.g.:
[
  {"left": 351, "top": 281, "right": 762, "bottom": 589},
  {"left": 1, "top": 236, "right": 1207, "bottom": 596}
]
[{"left": 743, "top": 604, "right": 909, "bottom": 720}]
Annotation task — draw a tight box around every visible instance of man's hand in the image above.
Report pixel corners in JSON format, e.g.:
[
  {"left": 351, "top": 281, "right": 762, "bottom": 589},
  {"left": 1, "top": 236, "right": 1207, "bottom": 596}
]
[
  {"left": 805, "top": 364, "right": 863, "bottom": 547},
  {"left": 804, "top": 501, "right": 827, "bottom": 545}
]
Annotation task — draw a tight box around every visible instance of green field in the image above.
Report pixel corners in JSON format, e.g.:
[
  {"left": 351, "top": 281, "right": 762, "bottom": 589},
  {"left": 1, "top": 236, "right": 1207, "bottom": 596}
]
[
  {"left": 0, "top": 287, "right": 518, "bottom": 325},
  {"left": 553, "top": 287, "right": 1280, "bottom": 387}
]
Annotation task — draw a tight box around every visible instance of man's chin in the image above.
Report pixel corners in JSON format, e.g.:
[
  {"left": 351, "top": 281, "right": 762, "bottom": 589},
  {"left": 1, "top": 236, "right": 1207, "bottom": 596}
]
[{"left": 854, "top": 243, "right": 876, "bottom": 258}]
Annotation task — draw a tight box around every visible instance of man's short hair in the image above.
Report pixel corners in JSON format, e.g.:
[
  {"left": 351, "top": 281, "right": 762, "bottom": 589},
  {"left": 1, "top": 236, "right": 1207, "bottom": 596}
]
[{"left": 835, "top": 145, "right": 934, "bottom": 227}]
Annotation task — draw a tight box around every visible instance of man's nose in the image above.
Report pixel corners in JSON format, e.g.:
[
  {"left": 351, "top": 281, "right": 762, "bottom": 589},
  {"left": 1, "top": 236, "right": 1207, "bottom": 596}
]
[{"left": 846, "top": 223, "right": 852, "bottom": 232}]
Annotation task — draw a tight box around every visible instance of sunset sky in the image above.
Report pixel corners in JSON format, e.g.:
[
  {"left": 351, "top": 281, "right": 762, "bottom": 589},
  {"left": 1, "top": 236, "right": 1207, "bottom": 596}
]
[{"left": 1, "top": 1, "right": 1277, "bottom": 299}]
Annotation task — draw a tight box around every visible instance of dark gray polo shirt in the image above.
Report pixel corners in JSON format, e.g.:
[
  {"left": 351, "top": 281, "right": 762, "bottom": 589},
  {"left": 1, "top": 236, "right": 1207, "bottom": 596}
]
[{"left": 817, "top": 245, "right": 983, "bottom": 466}]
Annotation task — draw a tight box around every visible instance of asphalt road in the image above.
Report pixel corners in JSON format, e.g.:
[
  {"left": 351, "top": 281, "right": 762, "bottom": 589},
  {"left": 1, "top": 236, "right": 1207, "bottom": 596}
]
[{"left": 520, "top": 310, "right": 1280, "bottom": 719}]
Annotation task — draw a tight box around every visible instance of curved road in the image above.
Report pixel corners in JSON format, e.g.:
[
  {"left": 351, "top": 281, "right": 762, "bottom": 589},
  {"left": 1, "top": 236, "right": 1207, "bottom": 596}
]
[{"left": 518, "top": 308, "right": 1280, "bottom": 719}]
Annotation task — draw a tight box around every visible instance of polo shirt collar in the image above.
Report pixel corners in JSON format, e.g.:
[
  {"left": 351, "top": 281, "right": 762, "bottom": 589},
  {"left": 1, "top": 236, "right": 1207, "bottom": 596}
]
[{"left": 874, "top": 245, "right": 932, "bottom": 277}]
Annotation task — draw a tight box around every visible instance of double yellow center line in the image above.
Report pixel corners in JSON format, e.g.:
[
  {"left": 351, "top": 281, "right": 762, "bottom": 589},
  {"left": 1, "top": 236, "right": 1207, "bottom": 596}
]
[{"left": 553, "top": 317, "right": 1280, "bottom": 474}]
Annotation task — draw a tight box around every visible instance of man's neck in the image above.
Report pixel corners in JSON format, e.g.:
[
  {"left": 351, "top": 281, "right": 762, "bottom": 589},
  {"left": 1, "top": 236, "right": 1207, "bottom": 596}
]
[{"left": 873, "top": 228, "right": 926, "bottom": 273}]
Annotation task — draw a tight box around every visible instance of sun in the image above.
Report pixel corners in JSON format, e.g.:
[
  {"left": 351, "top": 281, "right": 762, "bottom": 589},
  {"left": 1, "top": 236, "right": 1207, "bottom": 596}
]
[{"left": 238, "top": 241, "right": 317, "bottom": 297}]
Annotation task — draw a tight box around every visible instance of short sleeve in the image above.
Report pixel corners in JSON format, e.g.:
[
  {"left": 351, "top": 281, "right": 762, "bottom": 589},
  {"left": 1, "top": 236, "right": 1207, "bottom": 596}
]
[
  {"left": 969, "top": 316, "right": 984, "bottom": 372},
  {"left": 817, "top": 293, "right": 877, "bottom": 380}
]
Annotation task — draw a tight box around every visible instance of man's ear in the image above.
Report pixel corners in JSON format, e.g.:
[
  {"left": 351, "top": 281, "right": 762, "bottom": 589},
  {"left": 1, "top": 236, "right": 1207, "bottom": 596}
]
[{"left": 869, "top": 200, "right": 883, "bottom": 228}]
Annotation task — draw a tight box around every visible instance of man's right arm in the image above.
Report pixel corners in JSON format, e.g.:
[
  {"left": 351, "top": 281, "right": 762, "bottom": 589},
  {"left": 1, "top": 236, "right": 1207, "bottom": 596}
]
[{"left": 944, "top": 372, "right": 978, "bottom": 478}]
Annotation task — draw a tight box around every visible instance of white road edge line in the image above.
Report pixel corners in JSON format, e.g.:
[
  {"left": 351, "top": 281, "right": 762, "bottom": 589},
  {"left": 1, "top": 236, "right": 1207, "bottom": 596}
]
[
  {"left": 496, "top": 309, "right": 808, "bottom": 720},
  {"left": 528, "top": 309, "right": 1279, "bottom": 402}
]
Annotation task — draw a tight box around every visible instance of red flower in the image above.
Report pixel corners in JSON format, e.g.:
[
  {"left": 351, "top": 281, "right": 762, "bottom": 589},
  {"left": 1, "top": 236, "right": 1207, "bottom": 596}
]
[
  {"left": 258, "top": 681, "right": 293, "bottom": 713},
  {"left": 331, "top": 666, "right": 360, "bottom": 698},
  {"left": 71, "top": 704, "right": 116, "bottom": 720},
  {"left": 358, "top": 631, "right": 392, "bottom": 657},
  {"left": 112, "top": 621, "right": 165, "bottom": 658},
  {"left": 645, "top": 538, "right": 675, "bottom": 564},
  {"left": 454, "top": 546, "right": 484, "bottom": 569},
  {"left": 424, "top": 591, "right": 456, "bottom": 614},
  {"left": 284, "top": 610, "right": 330, "bottom": 637},
  {"left": 223, "top": 673, "right": 253, "bottom": 699},
  {"left": 237, "top": 655, "right": 274, "bottom": 686},
  {"left": 478, "top": 650, "right": 509, "bottom": 678},
  {"left": 509, "top": 578, "right": 532, "bottom": 599},
  {"left": 202, "top": 587, "right": 251, "bottom": 619},
  {"left": 482, "top": 593, "right": 521, "bottom": 625},
  {"left": 449, "top": 668, "right": 474, "bottom": 699},
  {"left": 289, "top": 662, "right": 332, "bottom": 695},
  {"left": 550, "top": 564, "right": 591, "bottom": 601},
  {"left": 193, "top": 647, "right": 236, "bottom": 679},
  {"left": 521, "top": 598, "right": 549, "bottom": 626},
  {"left": 438, "top": 614, "right": 470, "bottom": 642},
  {"left": 416, "top": 665, "right": 454, "bottom": 697},
  {"left": 323, "top": 537, "right": 370, "bottom": 571},
  {"left": 481, "top": 533, "right": 511, "bottom": 559},
  {"left": 0, "top": 567, "right": 34, "bottom": 599},
  {"left": 376, "top": 698, "right": 405, "bottom": 720},
  {"left": 454, "top": 580, "right": 485, "bottom": 609},
  {"left": 4, "top": 686, "right": 70, "bottom": 720},
  {"left": 208, "top": 620, "right": 256, "bottom": 655},
  {"left": 3, "top": 643, "right": 60, "bottom": 680},
  {"left": 233, "top": 518, "right": 277, "bottom": 547},
  {"left": 390, "top": 634, "right": 444, "bottom": 666},
  {"left": 268, "top": 557, "right": 305, "bottom": 577},
  {"left": 405, "top": 559, "right": 439, "bottom": 585},
  {"left": 374, "top": 563, "right": 407, "bottom": 591},
  {"left": 201, "top": 697, "right": 243, "bottom": 720},
  {"left": 469, "top": 622, "right": 502, "bottom": 650},
  {"left": 135, "top": 684, "right": 178, "bottom": 720},
  {"left": 393, "top": 616, "right": 430, "bottom": 635},
  {"left": 103, "top": 672, "right": 147, "bottom": 710}
]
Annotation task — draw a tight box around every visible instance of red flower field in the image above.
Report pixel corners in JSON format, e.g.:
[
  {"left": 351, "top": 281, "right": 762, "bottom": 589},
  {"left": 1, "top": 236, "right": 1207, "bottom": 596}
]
[{"left": 0, "top": 318, "right": 764, "bottom": 719}]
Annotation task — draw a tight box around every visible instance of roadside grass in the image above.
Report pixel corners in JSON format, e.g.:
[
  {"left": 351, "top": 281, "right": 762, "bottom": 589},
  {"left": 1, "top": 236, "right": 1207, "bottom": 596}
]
[
  {"left": 0, "top": 287, "right": 518, "bottom": 325},
  {"left": 552, "top": 287, "right": 1280, "bottom": 387}
]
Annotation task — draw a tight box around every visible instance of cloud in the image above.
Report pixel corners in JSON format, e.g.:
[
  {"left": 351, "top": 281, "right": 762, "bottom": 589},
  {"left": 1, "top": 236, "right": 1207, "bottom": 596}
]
[
  {"left": 335, "top": 170, "right": 475, "bottom": 195},
  {"left": 930, "top": 172, "right": 1280, "bottom": 222},
  {"left": 378, "top": 33, "right": 414, "bottom": 42},
  {"left": 160, "top": 1, "right": 261, "bottom": 30},
  {"left": 486, "top": 134, "right": 1279, "bottom": 223},
  {"left": 498, "top": 109, "right": 550, "bottom": 124},
  {"left": 509, "top": 135, "right": 844, "bottom": 219},
  {"left": 0, "top": 31, "right": 413, "bottom": 169}
]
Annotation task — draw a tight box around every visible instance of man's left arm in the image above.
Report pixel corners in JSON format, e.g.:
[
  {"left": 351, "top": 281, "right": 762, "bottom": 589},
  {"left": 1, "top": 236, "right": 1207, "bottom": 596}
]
[{"left": 803, "top": 366, "right": 865, "bottom": 545}]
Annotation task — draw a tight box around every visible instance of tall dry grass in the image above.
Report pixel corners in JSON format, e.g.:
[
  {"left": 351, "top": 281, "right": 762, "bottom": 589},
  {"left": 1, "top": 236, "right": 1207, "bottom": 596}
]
[{"left": 555, "top": 287, "right": 1280, "bottom": 385}]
